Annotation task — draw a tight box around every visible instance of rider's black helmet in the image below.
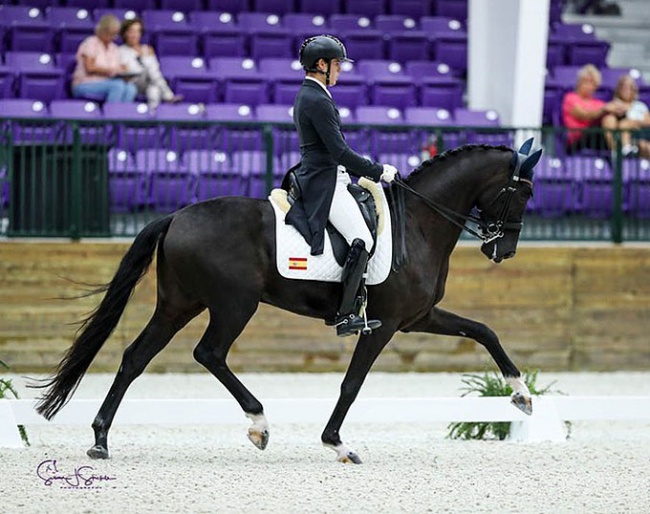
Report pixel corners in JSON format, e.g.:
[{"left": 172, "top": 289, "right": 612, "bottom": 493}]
[{"left": 299, "top": 35, "right": 353, "bottom": 72}]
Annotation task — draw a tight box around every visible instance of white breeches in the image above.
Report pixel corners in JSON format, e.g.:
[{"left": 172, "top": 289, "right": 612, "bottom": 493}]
[{"left": 328, "top": 170, "right": 374, "bottom": 251}]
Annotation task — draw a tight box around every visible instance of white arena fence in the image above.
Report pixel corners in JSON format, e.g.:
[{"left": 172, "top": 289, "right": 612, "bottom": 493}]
[{"left": 1, "top": 396, "right": 650, "bottom": 448}]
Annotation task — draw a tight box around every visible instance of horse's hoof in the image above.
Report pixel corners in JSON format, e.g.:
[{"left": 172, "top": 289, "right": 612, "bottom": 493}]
[
  {"left": 87, "top": 445, "right": 109, "bottom": 460},
  {"left": 338, "top": 451, "right": 362, "bottom": 464},
  {"left": 511, "top": 392, "right": 533, "bottom": 415},
  {"left": 247, "top": 428, "right": 269, "bottom": 451}
]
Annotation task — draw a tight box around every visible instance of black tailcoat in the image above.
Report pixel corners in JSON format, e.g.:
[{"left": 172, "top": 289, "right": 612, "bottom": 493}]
[{"left": 286, "top": 78, "right": 383, "bottom": 255}]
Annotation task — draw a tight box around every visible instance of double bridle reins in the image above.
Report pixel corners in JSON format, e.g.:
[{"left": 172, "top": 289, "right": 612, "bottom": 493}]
[{"left": 390, "top": 152, "right": 533, "bottom": 244}]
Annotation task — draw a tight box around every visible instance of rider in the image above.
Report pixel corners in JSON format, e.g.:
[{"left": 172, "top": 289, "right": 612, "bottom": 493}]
[{"left": 286, "top": 34, "right": 398, "bottom": 337}]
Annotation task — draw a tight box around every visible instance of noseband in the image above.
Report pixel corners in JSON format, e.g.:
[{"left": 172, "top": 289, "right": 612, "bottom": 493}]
[{"left": 392, "top": 151, "right": 532, "bottom": 244}]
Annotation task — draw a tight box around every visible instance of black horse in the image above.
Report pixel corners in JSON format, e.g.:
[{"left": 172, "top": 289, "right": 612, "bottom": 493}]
[{"left": 34, "top": 142, "right": 541, "bottom": 463}]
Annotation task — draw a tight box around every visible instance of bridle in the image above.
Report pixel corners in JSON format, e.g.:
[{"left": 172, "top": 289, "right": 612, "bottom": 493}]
[{"left": 391, "top": 150, "right": 533, "bottom": 244}]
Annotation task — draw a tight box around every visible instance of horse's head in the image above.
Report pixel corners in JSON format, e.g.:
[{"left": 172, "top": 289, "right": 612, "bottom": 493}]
[{"left": 477, "top": 139, "right": 541, "bottom": 263}]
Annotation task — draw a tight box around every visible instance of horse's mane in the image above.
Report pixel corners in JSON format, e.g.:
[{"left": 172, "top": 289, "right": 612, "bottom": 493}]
[{"left": 406, "top": 144, "right": 513, "bottom": 181}]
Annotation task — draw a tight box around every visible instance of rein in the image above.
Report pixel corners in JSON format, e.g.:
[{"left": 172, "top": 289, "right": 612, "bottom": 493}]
[{"left": 392, "top": 167, "right": 531, "bottom": 244}]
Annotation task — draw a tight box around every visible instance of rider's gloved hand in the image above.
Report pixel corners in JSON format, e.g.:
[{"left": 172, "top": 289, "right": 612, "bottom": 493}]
[{"left": 381, "top": 164, "right": 398, "bottom": 183}]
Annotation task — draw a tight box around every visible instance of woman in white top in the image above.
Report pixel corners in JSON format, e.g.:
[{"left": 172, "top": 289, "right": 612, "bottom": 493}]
[
  {"left": 118, "top": 18, "right": 182, "bottom": 108},
  {"left": 602, "top": 74, "right": 650, "bottom": 158}
]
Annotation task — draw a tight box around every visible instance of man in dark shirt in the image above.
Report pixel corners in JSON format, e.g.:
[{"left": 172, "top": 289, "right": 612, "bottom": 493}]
[{"left": 286, "top": 35, "right": 397, "bottom": 337}]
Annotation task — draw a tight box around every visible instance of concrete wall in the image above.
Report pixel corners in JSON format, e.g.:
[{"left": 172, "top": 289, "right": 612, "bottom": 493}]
[{"left": 1, "top": 241, "right": 648, "bottom": 373}]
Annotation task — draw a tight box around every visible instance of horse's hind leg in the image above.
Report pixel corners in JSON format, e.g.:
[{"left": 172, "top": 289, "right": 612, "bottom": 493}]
[
  {"left": 406, "top": 306, "right": 533, "bottom": 414},
  {"left": 193, "top": 305, "right": 269, "bottom": 450},
  {"left": 87, "top": 306, "right": 199, "bottom": 459}
]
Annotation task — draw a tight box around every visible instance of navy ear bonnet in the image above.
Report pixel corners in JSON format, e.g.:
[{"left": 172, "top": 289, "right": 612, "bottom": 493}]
[{"left": 510, "top": 137, "right": 542, "bottom": 182}]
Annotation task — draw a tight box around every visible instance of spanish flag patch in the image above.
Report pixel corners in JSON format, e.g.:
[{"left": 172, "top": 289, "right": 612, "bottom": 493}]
[{"left": 288, "top": 257, "right": 308, "bottom": 270}]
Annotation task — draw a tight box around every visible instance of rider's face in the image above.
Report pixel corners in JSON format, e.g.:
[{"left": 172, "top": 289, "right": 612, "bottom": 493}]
[{"left": 317, "top": 58, "right": 341, "bottom": 86}]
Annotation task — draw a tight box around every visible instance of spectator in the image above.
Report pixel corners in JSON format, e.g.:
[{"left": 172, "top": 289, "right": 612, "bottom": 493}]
[
  {"left": 119, "top": 18, "right": 182, "bottom": 109},
  {"left": 561, "top": 64, "right": 626, "bottom": 154},
  {"left": 72, "top": 14, "right": 137, "bottom": 103},
  {"left": 601, "top": 74, "right": 650, "bottom": 158}
]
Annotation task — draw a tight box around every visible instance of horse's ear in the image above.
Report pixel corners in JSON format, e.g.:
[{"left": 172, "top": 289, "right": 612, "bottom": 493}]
[
  {"left": 521, "top": 148, "right": 542, "bottom": 174},
  {"left": 518, "top": 138, "right": 534, "bottom": 156}
]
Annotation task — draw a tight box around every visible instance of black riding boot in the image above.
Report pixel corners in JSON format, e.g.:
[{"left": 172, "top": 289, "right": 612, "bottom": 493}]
[{"left": 335, "top": 239, "right": 382, "bottom": 337}]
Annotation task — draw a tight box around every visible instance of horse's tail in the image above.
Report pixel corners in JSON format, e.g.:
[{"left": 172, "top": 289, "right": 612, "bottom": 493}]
[{"left": 33, "top": 214, "right": 174, "bottom": 420}]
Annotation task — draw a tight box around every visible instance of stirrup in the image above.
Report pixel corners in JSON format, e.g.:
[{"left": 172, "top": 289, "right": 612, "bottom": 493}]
[{"left": 335, "top": 314, "right": 381, "bottom": 337}]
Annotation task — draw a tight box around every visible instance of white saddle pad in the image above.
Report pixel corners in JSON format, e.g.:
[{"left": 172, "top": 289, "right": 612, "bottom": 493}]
[{"left": 269, "top": 177, "right": 392, "bottom": 285}]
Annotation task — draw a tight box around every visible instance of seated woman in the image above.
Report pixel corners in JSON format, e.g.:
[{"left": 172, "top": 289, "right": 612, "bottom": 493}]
[
  {"left": 72, "top": 15, "right": 137, "bottom": 103},
  {"left": 601, "top": 74, "right": 650, "bottom": 158},
  {"left": 561, "top": 64, "right": 625, "bottom": 154},
  {"left": 119, "top": 18, "right": 182, "bottom": 109}
]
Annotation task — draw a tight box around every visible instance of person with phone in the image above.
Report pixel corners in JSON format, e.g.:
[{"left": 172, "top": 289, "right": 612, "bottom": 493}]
[
  {"left": 71, "top": 14, "right": 137, "bottom": 103},
  {"left": 119, "top": 18, "right": 182, "bottom": 109}
]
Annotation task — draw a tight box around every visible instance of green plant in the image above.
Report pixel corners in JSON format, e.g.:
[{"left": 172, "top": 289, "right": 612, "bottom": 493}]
[
  {"left": 0, "top": 359, "right": 30, "bottom": 446},
  {"left": 447, "top": 370, "right": 561, "bottom": 441}
]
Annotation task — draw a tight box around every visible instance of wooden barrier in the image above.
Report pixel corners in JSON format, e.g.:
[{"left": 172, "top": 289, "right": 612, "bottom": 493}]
[{"left": 1, "top": 241, "right": 649, "bottom": 372}]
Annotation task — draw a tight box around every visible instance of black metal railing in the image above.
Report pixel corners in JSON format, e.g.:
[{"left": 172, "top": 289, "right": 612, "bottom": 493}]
[{"left": 1, "top": 117, "right": 649, "bottom": 241}]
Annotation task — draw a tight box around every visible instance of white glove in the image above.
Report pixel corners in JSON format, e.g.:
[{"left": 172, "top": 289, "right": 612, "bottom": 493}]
[{"left": 381, "top": 164, "right": 398, "bottom": 183}]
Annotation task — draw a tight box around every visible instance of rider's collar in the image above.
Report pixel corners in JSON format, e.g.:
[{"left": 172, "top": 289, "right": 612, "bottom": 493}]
[{"left": 305, "top": 76, "right": 332, "bottom": 99}]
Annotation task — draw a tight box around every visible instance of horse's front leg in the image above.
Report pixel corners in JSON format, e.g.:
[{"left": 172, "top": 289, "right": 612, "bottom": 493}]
[
  {"left": 405, "top": 306, "right": 533, "bottom": 415},
  {"left": 321, "top": 328, "right": 395, "bottom": 464}
]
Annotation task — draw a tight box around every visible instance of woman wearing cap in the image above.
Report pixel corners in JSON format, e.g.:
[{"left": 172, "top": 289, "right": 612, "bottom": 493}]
[
  {"left": 286, "top": 34, "right": 397, "bottom": 337},
  {"left": 71, "top": 14, "right": 137, "bottom": 103}
]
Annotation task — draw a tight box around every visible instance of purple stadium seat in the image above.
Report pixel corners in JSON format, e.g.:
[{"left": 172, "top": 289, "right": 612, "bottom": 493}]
[
  {"left": 240, "top": 150, "right": 284, "bottom": 199},
  {"left": 345, "top": 0, "right": 386, "bottom": 17},
  {"left": 103, "top": 102, "right": 161, "bottom": 151},
  {"left": 546, "top": 40, "right": 566, "bottom": 69},
  {"left": 298, "top": 0, "right": 342, "bottom": 16},
  {"left": 0, "top": 99, "right": 56, "bottom": 143},
  {"left": 341, "top": 30, "right": 385, "bottom": 60},
  {"left": 64, "top": 0, "right": 112, "bottom": 8},
  {"left": 237, "top": 13, "right": 293, "bottom": 60},
  {"left": 406, "top": 60, "right": 459, "bottom": 81},
  {"left": 205, "top": 103, "right": 262, "bottom": 152},
  {"left": 625, "top": 159, "right": 650, "bottom": 218},
  {"left": 257, "top": 58, "right": 303, "bottom": 103},
  {"left": 404, "top": 106, "right": 460, "bottom": 150},
  {"left": 210, "top": 58, "right": 269, "bottom": 106},
  {"left": 93, "top": 9, "right": 140, "bottom": 24},
  {"left": 252, "top": 0, "right": 295, "bottom": 15},
  {"left": 155, "top": 103, "right": 209, "bottom": 151},
  {"left": 205, "top": 0, "right": 251, "bottom": 14},
  {"left": 386, "top": 31, "right": 430, "bottom": 63},
  {"left": 375, "top": 15, "right": 420, "bottom": 33},
  {"left": 46, "top": 7, "right": 94, "bottom": 54},
  {"left": 108, "top": 148, "right": 150, "bottom": 213},
  {"left": 256, "top": 103, "right": 298, "bottom": 154},
  {"left": 0, "top": 6, "right": 51, "bottom": 53},
  {"left": 388, "top": 0, "right": 432, "bottom": 17},
  {"left": 356, "top": 106, "right": 410, "bottom": 156},
  {"left": 357, "top": 61, "right": 417, "bottom": 110},
  {"left": 563, "top": 155, "right": 612, "bottom": 216},
  {"left": 331, "top": 73, "right": 369, "bottom": 109},
  {"left": 283, "top": 13, "right": 329, "bottom": 40},
  {"left": 141, "top": 10, "right": 198, "bottom": 57},
  {"left": 0, "top": 66, "right": 15, "bottom": 99},
  {"left": 49, "top": 99, "right": 105, "bottom": 144},
  {"left": 5, "top": 51, "right": 65, "bottom": 103},
  {"left": 159, "top": 0, "right": 203, "bottom": 12},
  {"left": 454, "top": 108, "right": 512, "bottom": 146},
  {"left": 159, "top": 56, "right": 218, "bottom": 104},
  {"left": 113, "top": 0, "right": 156, "bottom": 11},
  {"left": 189, "top": 11, "right": 246, "bottom": 59},
  {"left": 185, "top": 149, "right": 248, "bottom": 201},
  {"left": 434, "top": 0, "right": 468, "bottom": 20},
  {"left": 600, "top": 68, "right": 643, "bottom": 92},
  {"left": 237, "top": 12, "right": 284, "bottom": 32},
  {"left": 329, "top": 14, "right": 374, "bottom": 32},
  {"left": 135, "top": 148, "right": 197, "bottom": 211},
  {"left": 568, "top": 41, "right": 610, "bottom": 68},
  {"left": 543, "top": 84, "right": 564, "bottom": 126},
  {"left": 419, "top": 77, "right": 464, "bottom": 111},
  {"left": 420, "top": 17, "right": 466, "bottom": 72}
]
